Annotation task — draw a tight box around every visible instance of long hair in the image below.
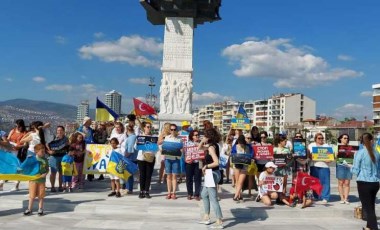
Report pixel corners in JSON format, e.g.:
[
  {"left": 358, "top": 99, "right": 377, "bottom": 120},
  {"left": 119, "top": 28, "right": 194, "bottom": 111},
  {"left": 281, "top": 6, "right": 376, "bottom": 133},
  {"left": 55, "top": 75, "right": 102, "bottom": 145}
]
[
  {"left": 361, "top": 132, "right": 375, "bottom": 164},
  {"left": 30, "top": 121, "right": 46, "bottom": 146},
  {"left": 15, "top": 119, "right": 26, "bottom": 132}
]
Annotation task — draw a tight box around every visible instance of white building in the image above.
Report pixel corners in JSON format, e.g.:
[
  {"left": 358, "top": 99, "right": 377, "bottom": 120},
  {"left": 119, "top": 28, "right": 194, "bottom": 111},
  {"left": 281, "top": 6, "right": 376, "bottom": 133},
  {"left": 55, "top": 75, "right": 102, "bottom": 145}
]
[
  {"left": 252, "top": 100, "right": 268, "bottom": 130},
  {"left": 267, "top": 93, "right": 316, "bottom": 135},
  {"left": 105, "top": 90, "right": 122, "bottom": 115},
  {"left": 373, "top": 83, "right": 380, "bottom": 134},
  {"left": 77, "top": 100, "right": 89, "bottom": 123}
]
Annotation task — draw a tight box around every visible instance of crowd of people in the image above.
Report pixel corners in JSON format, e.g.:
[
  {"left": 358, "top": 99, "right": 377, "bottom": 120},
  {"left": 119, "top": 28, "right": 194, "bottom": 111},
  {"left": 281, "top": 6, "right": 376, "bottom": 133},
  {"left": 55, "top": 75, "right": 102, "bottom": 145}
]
[{"left": 1, "top": 116, "right": 380, "bottom": 230}]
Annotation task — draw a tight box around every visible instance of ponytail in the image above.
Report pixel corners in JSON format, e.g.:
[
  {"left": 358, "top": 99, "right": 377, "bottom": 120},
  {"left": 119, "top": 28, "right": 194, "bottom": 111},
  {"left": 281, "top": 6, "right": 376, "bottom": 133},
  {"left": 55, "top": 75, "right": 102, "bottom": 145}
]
[
  {"left": 361, "top": 133, "right": 375, "bottom": 164},
  {"left": 38, "top": 127, "right": 46, "bottom": 146}
]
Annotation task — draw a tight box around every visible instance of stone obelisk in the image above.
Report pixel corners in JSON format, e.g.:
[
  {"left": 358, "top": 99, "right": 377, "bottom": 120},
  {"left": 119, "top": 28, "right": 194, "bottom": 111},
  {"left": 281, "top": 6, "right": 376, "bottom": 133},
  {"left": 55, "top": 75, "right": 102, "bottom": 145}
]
[{"left": 140, "top": 0, "right": 221, "bottom": 127}]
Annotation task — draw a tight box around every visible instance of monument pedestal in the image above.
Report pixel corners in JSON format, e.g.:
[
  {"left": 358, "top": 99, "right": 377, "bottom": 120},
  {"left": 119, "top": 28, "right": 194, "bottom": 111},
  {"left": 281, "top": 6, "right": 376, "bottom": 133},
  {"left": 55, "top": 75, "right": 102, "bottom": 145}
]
[{"left": 158, "top": 17, "right": 194, "bottom": 128}]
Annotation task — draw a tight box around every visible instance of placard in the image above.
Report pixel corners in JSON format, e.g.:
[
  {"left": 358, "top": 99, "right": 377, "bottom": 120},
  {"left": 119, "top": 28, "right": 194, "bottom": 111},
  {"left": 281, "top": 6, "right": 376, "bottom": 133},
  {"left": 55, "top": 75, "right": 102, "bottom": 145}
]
[
  {"left": 253, "top": 145, "right": 274, "bottom": 160},
  {"left": 231, "top": 154, "right": 252, "bottom": 165},
  {"left": 184, "top": 144, "right": 205, "bottom": 161},
  {"left": 337, "top": 145, "right": 359, "bottom": 164},
  {"left": 292, "top": 139, "right": 307, "bottom": 158},
  {"left": 231, "top": 118, "right": 251, "bottom": 130},
  {"left": 262, "top": 175, "right": 284, "bottom": 192},
  {"left": 84, "top": 144, "right": 112, "bottom": 174},
  {"left": 162, "top": 141, "right": 183, "bottom": 157},
  {"left": 273, "top": 154, "right": 287, "bottom": 167},
  {"left": 311, "top": 147, "right": 334, "bottom": 161},
  {"left": 136, "top": 136, "right": 158, "bottom": 152}
]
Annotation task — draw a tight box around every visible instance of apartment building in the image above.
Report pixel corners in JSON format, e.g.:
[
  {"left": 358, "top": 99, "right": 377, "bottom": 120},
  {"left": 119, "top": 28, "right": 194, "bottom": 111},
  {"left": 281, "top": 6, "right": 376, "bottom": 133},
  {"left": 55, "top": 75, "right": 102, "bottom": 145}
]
[{"left": 373, "top": 83, "right": 380, "bottom": 134}]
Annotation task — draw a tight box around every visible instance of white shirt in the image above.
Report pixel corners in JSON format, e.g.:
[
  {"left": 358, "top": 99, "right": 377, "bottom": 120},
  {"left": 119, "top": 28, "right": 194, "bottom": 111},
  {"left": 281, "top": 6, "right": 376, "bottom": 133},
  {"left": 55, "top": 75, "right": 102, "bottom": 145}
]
[{"left": 308, "top": 142, "right": 331, "bottom": 168}]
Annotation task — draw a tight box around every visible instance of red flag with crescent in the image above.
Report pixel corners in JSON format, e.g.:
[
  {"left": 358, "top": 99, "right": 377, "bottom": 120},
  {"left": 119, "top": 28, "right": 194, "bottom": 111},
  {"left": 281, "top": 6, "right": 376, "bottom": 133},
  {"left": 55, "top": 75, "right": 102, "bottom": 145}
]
[
  {"left": 295, "top": 172, "right": 322, "bottom": 196},
  {"left": 133, "top": 98, "right": 156, "bottom": 116}
]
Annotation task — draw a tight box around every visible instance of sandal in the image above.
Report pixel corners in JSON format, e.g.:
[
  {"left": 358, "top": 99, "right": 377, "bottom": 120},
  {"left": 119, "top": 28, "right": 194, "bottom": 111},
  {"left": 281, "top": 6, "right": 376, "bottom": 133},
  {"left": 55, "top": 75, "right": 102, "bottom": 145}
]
[
  {"left": 171, "top": 194, "right": 177, "bottom": 200},
  {"left": 166, "top": 193, "right": 172, "bottom": 199}
]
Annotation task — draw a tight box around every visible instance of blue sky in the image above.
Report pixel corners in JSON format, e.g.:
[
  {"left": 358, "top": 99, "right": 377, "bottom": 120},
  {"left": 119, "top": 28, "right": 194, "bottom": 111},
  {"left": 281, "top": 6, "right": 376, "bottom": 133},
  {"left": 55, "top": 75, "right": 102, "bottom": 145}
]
[{"left": 0, "top": 0, "right": 378, "bottom": 120}]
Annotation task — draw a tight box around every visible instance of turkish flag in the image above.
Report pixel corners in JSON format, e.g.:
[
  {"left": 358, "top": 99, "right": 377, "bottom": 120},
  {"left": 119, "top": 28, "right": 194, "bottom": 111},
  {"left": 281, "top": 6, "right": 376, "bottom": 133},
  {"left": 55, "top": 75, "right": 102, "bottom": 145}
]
[
  {"left": 133, "top": 98, "right": 156, "bottom": 116},
  {"left": 295, "top": 172, "right": 322, "bottom": 196}
]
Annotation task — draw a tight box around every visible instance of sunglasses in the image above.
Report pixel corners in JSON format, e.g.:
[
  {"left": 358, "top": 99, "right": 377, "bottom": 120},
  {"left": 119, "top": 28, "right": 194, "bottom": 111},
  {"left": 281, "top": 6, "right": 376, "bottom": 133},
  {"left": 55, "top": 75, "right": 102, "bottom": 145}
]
[
  {"left": 295, "top": 136, "right": 302, "bottom": 138},
  {"left": 145, "top": 126, "right": 152, "bottom": 128},
  {"left": 170, "top": 129, "right": 176, "bottom": 131},
  {"left": 317, "top": 137, "right": 324, "bottom": 140}
]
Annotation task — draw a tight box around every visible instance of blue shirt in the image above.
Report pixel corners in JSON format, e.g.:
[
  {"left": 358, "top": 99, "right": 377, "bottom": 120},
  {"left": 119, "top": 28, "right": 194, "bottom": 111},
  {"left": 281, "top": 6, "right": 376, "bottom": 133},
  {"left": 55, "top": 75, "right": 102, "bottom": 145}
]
[
  {"left": 124, "top": 134, "right": 137, "bottom": 161},
  {"left": 351, "top": 146, "right": 380, "bottom": 182}
]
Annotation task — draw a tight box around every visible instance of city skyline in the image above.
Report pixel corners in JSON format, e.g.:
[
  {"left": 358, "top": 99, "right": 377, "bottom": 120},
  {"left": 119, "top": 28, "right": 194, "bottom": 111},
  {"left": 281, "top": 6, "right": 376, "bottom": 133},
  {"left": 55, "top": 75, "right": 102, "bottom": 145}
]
[{"left": 0, "top": 0, "right": 378, "bottom": 120}]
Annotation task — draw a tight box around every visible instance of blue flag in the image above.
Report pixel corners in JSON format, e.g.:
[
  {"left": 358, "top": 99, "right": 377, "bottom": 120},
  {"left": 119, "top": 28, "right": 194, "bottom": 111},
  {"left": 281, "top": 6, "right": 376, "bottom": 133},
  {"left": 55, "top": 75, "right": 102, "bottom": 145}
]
[
  {"left": 107, "top": 151, "right": 138, "bottom": 180},
  {"left": 0, "top": 150, "right": 41, "bottom": 181},
  {"left": 236, "top": 104, "right": 248, "bottom": 118}
]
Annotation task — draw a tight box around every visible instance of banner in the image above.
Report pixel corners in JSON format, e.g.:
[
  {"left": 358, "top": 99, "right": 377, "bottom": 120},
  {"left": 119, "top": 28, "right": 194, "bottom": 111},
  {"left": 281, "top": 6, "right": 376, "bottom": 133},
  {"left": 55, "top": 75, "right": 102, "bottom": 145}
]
[
  {"left": 231, "top": 154, "right": 252, "bottom": 165},
  {"left": 231, "top": 118, "right": 251, "bottom": 130},
  {"left": 262, "top": 175, "right": 284, "bottom": 192},
  {"left": 253, "top": 145, "right": 274, "bottom": 160},
  {"left": 292, "top": 139, "right": 307, "bottom": 158},
  {"left": 337, "top": 145, "right": 359, "bottom": 164},
  {"left": 311, "top": 146, "right": 334, "bottom": 161},
  {"left": 184, "top": 143, "right": 205, "bottom": 161},
  {"left": 162, "top": 141, "right": 183, "bottom": 157},
  {"left": 136, "top": 136, "right": 158, "bottom": 152},
  {"left": 84, "top": 144, "right": 112, "bottom": 174},
  {"left": 0, "top": 150, "right": 41, "bottom": 181}
]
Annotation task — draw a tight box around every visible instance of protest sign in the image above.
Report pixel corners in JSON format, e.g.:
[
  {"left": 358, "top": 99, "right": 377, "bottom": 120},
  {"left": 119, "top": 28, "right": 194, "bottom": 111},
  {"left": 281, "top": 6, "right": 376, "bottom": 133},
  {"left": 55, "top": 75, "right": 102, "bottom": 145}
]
[
  {"left": 184, "top": 143, "right": 205, "bottom": 161},
  {"left": 292, "top": 139, "right": 307, "bottom": 158},
  {"left": 84, "top": 144, "right": 112, "bottom": 174},
  {"left": 262, "top": 175, "right": 284, "bottom": 192},
  {"left": 311, "top": 147, "right": 334, "bottom": 161},
  {"left": 273, "top": 154, "right": 288, "bottom": 167},
  {"left": 231, "top": 154, "right": 252, "bottom": 165},
  {"left": 337, "top": 145, "right": 359, "bottom": 164},
  {"left": 231, "top": 118, "right": 251, "bottom": 130},
  {"left": 136, "top": 136, "right": 158, "bottom": 152},
  {"left": 253, "top": 145, "right": 274, "bottom": 160},
  {"left": 162, "top": 141, "right": 183, "bottom": 157}
]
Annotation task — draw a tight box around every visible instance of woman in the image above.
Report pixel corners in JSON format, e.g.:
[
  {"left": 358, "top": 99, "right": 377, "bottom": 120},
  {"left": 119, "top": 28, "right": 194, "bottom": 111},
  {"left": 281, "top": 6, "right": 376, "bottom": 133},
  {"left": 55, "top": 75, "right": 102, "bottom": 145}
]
[
  {"left": 157, "top": 123, "right": 171, "bottom": 184},
  {"left": 336, "top": 134, "right": 353, "bottom": 204},
  {"left": 110, "top": 122, "right": 127, "bottom": 152},
  {"left": 185, "top": 130, "right": 202, "bottom": 200},
  {"left": 123, "top": 126, "right": 137, "bottom": 194},
  {"left": 274, "top": 135, "right": 292, "bottom": 194},
  {"left": 7, "top": 119, "right": 27, "bottom": 154},
  {"left": 250, "top": 126, "right": 261, "bottom": 144},
  {"left": 231, "top": 134, "right": 254, "bottom": 202},
  {"left": 46, "top": 126, "right": 69, "bottom": 192},
  {"left": 350, "top": 133, "right": 380, "bottom": 230},
  {"left": 258, "top": 161, "right": 279, "bottom": 206},
  {"left": 198, "top": 128, "right": 223, "bottom": 229},
  {"left": 136, "top": 122, "right": 157, "bottom": 199},
  {"left": 254, "top": 131, "right": 272, "bottom": 182},
  {"left": 162, "top": 124, "right": 183, "bottom": 200},
  {"left": 308, "top": 133, "right": 331, "bottom": 204}
]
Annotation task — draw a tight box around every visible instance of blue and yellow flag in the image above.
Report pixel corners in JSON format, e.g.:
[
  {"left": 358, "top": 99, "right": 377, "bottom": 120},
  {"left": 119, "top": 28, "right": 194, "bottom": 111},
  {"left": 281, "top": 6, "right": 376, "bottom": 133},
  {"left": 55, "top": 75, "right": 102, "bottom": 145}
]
[
  {"left": 61, "top": 154, "right": 78, "bottom": 176},
  {"left": 107, "top": 151, "right": 138, "bottom": 180},
  {"left": 236, "top": 104, "right": 248, "bottom": 118},
  {"left": 376, "top": 137, "right": 380, "bottom": 153},
  {"left": 0, "top": 150, "right": 41, "bottom": 181},
  {"left": 95, "top": 97, "right": 119, "bottom": 122}
]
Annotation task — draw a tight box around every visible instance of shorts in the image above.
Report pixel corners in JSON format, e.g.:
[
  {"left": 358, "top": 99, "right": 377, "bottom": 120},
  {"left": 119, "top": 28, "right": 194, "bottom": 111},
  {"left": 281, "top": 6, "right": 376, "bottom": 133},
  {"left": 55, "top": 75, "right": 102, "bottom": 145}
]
[
  {"left": 165, "top": 159, "right": 180, "bottom": 175},
  {"left": 62, "top": 175, "right": 72, "bottom": 183},
  {"left": 49, "top": 156, "right": 63, "bottom": 174},
  {"left": 234, "top": 164, "right": 248, "bottom": 173},
  {"left": 336, "top": 164, "right": 353, "bottom": 180},
  {"left": 29, "top": 181, "right": 45, "bottom": 199},
  {"left": 108, "top": 174, "right": 120, "bottom": 180}
]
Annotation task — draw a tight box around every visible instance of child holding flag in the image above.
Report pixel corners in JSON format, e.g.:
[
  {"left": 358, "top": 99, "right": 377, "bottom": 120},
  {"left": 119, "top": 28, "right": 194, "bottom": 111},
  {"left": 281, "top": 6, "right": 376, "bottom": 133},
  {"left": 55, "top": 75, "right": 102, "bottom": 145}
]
[
  {"left": 107, "top": 138, "right": 122, "bottom": 198},
  {"left": 61, "top": 151, "right": 76, "bottom": 193},
  {"left": 24, "top": 144, "right": 49, "bottom": 216}
]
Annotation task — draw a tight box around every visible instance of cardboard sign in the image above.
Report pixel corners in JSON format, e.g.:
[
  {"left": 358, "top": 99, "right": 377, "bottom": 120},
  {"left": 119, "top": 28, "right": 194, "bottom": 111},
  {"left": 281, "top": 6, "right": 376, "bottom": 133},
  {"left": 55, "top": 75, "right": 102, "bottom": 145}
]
[
  {"left": 337, "top": 145, "right": 359, "bottom": 164},
  {"left": 262, "top": 175, "right": 284, "bottom": 192},
  {"left": 273, "top": 154, "right": 288, "bottom": 167},
  {"left": 253, "top": 145, "right": 274, "bottom": 160},
  {"left": 179, "top": 135, "right": 189, "bottom": 146},
  {"left": 311, "top": 147, "right": 334, "bottom": 161},
  {"left": 136, "top": 136, "right": 158, "bottom": 152},
  {"left": 84, "top": 144, "right": 112, "bottom": 174},
  {"left": 184, "top": 144, "right": 205, "bottom": 161},
  {"left": 292, "top": 139, "right": 307, "bottom": 158},
  {"left": 231, "top": 154, "right": 252, "bottom": 165},
  {"left": 231, "top": 118, "right": 251, "bottom": 130},
  {"left": 162, "top": 141, "right": 183, "bottom": 157}
]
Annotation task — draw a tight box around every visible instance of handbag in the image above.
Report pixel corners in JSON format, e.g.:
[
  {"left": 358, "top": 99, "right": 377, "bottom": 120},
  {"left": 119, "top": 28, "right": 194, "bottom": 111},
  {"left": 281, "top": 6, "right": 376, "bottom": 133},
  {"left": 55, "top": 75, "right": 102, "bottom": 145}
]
[
  {"left": 143, "top": 152, "right": 155, "bottom": 163},
  {"left": 354, "top": 206, "right": 362, "bottom": 219},
  {"left": 247, "top": 162, "right": 258, "bottom": 175}
]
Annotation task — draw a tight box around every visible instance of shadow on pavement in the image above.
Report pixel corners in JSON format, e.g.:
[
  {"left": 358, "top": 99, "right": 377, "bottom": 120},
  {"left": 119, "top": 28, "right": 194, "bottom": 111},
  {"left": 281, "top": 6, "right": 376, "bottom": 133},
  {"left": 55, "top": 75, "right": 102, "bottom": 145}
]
[{"left": 223, "top": 206, "right": 272, "bottom": 228}]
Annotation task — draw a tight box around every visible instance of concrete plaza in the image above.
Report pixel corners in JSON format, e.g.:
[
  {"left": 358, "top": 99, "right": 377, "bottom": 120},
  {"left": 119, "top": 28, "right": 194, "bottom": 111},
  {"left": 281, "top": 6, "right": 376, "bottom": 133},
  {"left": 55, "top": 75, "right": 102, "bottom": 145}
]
[{"left": 0, "top": 168, "right": 376, "bottom": 230}]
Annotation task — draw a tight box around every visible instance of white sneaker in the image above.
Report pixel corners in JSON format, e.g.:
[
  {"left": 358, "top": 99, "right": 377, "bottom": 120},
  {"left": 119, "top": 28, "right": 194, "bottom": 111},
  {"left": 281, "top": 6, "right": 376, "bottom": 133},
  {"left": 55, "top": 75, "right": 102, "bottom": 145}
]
[
  {"left": 209, "top": 223, "right": 224, "bottom": 229},
  {"left": 198, "top": 219, "right": 211, "bottom": 225},
  {"left": 321, "top": 199, "right": 328, "bottom": 204},
  {"left": 339, "top": 200, "right": 345, "bottom": 204},
  {"left": 345, "top": 200, "right": 350, "bottom": 204}
]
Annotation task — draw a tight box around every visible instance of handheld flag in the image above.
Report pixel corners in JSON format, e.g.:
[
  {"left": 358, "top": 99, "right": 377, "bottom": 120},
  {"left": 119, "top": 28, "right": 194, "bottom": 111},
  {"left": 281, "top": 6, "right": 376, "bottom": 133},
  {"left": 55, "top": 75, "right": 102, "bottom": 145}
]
[
  {"left": 376, "top": 137, "right": 380, "bottom": 153},
  {"left": 95, "top": 97, "right": 119, "bottom": 122},
  {"left": 107, "top": 151, "right": 138, "bottom": 180},
  {"left": 133, "top": 98, "right": 156, "bottom": 116},
  {"left": 236, "top": 104, "right": 248, "bottom": 118},
  {"left": 295, "top": 172, "right": 322, "bottom": 197},
  {"left": 0, "top": 150, "right": 41, "bottom": 181}
]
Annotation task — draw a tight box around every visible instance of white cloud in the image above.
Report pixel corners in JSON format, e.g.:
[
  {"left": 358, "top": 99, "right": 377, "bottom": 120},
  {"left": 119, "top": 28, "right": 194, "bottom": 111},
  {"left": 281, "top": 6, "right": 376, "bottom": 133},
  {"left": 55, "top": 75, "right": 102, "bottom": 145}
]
[
  {"left": 222, "top": 38, "right": 363, "bottom": 88},
  {"left": 360, "top": 91, "right": 372, "bottom": 97},
  {"left": 78, "top": 35, "right": 163, "bottom": 68},
  {"left": 33, "top": 76, "right": 46, "bottom": 83},
  {"left": 55, "top": 35, "right": 66, "bottom": 44},
  {"left": 333, "top": 103, "right": 371, "bottom": 119},
  {"left": 94, "top": 32, "right": 105, "bottom": 39},
  {"left": 45, "top": 84, "right": 73, "bottom": 92},
  {"left": 81, "top": 84, "right": 97, "bottom": 93},
  {"left": 337, "top": 54, "right": 353, "bottom": 61},
  {"left": 4, "top": 78, "right": 13, "bottom": 82},
  {"left": 192, "top": 91, "right": 234, "bottom": 107},
  {"left": 128, "top": 78, "right": 150, "bottom": 85}
]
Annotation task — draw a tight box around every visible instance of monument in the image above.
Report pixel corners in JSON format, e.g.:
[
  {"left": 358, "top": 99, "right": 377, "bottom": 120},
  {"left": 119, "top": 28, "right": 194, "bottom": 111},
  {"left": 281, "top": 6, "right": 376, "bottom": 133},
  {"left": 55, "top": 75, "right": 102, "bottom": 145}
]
[{"left": 140, "top": 0, "right": 222, "bottom": 127}]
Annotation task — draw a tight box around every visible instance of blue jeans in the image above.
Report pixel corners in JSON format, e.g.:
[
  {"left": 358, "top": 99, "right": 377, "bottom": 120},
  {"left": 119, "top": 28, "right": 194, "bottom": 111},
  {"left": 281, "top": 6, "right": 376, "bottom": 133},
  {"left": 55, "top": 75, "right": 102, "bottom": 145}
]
[
  {"left": 165, "top": 159, "right": 180, "bottom": 174},
  {"left": 310, "top": 166, "right": 330, "bottom": 201},
  {"left": 201, "top": 170, "right": 223, "bottom": 219}
]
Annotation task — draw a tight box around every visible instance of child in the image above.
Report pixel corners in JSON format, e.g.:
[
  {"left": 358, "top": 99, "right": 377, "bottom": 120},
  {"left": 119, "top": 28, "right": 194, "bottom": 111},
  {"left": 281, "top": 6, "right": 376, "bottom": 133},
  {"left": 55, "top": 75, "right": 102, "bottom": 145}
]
[
  {"left": 282, "top": 185, "right": 313, "bottom": 209},
  {"left": 24, "top": 144, "right": 49, "bottom": 216},
  {"left": 108, "top": 138, "right": 122, "bottom": 198},
  {"left": 70, "top": 132, "right": 86, "bottom": 190},
  {"left": 258, "top": 162, "right": 279, "bottom": 206},
  {"left": 61, "top": 152, "right": 75, "bottom": 192}
]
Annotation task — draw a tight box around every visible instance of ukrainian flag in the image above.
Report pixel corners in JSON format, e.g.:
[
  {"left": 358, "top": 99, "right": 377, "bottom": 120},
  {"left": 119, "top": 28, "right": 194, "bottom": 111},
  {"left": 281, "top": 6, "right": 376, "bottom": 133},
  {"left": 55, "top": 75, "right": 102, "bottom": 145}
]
[
  {"left": 376, "top": 137, "right": 380, "bottom": 153},
  {"left": 0, "top": 150, "right": 41, "bottom": 181},
  {"left": 107, "top": 151, "right": 138, "bottom": 180},
  {"left": 95, "top": 97, "right": 119, "bottom": 122},
  {"left": 236, "top": 104, "right": 248, "bottom": 118}
]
